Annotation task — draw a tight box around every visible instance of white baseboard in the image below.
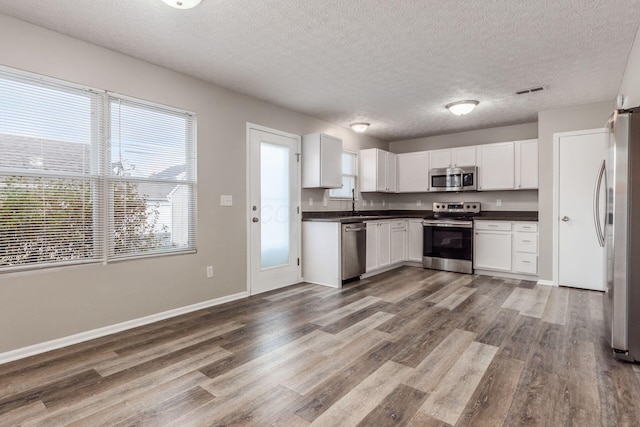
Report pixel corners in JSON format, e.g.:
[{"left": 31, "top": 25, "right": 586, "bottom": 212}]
[
  {"left": 474, "top": 269, "right": 539, "bottom": 282},
  {"left": 537, "top": 279, "right": 556, "bottom": 287},
  {"left": 0, "top": 291, "right": 249, "bottom": 366}
]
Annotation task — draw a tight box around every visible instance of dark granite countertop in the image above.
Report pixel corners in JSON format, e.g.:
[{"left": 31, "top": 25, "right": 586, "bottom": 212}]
[
  {"left": 302, "top": 210, "right": 538, "bottom": 223},
  {"left": 302, "top": 210, "right": 430, "bottom": 223},
  {"left": 474, "top": 211, "right": 538, "bottom": 221}
]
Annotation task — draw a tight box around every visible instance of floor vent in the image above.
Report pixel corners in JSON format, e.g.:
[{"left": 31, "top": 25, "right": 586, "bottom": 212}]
[{"left": 516, "top": 86, "right": 546, "bottom": 95}]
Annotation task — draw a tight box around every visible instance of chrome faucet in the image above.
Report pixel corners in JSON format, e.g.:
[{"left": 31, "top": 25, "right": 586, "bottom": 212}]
[{"left": 351, "top": 188, "right": 357, "bottom": 215}]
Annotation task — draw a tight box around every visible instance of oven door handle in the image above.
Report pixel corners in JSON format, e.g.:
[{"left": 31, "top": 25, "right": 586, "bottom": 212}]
[{"left": 422, "top": 220, "right": 473, "bottom": 228}]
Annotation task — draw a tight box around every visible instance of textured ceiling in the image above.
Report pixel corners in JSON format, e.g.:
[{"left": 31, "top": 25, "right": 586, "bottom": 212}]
[{"left": 0, "top": 0, "right": 639, "bottom": 141}]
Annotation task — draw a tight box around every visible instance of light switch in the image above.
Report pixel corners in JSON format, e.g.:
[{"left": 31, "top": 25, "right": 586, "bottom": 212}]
[{"left": 220, "top": 195, "right": 233, "bottom": 206}]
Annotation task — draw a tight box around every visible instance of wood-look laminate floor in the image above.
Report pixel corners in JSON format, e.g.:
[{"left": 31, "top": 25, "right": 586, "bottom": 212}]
[{"left": 1, "top": 267, "right": 639, "bottom": 426}]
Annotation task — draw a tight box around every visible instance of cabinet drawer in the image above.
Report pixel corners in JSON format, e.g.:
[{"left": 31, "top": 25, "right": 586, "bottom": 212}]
[
  {"left": 514, "top": 233, "right": 538, "bottom": 253},
  {"left": 513, "top": 253, "right": 538, "bottom": 275},
  {"left": 390, "top": 220, "right": 407, "bottom": 230},
  {"left": 474, "top": 221, "right": 512, "bottom": 231},
  {"left": 514, "top": 222, "right": 538, "bottom": 233}
]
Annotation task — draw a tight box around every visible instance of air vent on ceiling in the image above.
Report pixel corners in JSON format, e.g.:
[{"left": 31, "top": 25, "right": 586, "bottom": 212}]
[{"left": 516, "top": 85, "right": 547, "bottom": 95}]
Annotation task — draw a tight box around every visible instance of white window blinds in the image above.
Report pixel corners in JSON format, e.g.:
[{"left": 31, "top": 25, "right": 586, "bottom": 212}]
[
  {"left": 0, "top": 67, "right": 196, "bottom": 272},
  {"left": 108, "top": 96, "right": 196, "bottom": 259}
]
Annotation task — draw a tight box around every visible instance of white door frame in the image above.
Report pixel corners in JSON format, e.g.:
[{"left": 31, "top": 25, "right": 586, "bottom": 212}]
[
  {"left": 552, "top": 128, "right": 607, "bottom": 286},
  {"left": 245, "top": 123, "right": 302, "bottom": 295}
]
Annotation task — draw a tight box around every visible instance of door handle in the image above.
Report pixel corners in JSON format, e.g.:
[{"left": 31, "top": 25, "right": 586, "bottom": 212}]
[
  {"left": 561, "top": 216, "right": 569, "bottom": 222},
  {"left": 252, "top": 217, "right": 259, "bottom": 223},
  {"left": 593, "top": 160, "right": 606, "bottom": 248}
]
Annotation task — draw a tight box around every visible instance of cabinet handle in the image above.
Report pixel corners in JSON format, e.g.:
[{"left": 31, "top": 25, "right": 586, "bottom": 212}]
[
  {"left": 523, "top": 240, "right": 531, "bottom": 243},
  {"left": 488, "top": 225, "right": 498, "bottom": 228},
  {"left": 522, "top": 261, "right": 531, "bottom": 264}
]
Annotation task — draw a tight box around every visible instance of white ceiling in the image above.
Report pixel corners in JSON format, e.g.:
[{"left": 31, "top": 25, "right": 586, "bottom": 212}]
[{"left": 0, "top": 0, "right": 639, "bottom": 141}]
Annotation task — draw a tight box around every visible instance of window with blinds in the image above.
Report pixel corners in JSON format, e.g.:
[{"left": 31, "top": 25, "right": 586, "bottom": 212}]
[{"left": 0, "top": 67, "right": 196, "bottom": 272}]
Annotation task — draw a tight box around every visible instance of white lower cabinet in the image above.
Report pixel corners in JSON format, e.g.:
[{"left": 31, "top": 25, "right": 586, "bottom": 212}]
[
  {"left": 366, "top": 219, "right": 417, "bottom": 274},
  {"left": 474, "top": 221, "right": 512, "bottom": 271},
  {"left": 407, "top": 219, "right": 423, "bottom": 262},
  {"left": 474, "top": 220, "right": 538, "bottom": 277},
  {"left": 366, "top": 221, "right": 391, "bottom": 272},
  {"left": 390, "top": 221, "right": 407, "bottom": 265},
  {"left": 301, "top": 221, "right": 341, "bottom": 288},
  {"left": 512, "top": 222, "right": 538, "bottom": 275}
]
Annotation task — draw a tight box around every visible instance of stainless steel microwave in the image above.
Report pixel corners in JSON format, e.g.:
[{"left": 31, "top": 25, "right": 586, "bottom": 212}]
[{"left": 429, "top": 166, "right": 478, "bottom": 192}]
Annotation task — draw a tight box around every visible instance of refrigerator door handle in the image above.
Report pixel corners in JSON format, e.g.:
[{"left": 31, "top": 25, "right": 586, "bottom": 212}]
[{"left": 593, "top": 159, "right": 606, "bottom": 248}]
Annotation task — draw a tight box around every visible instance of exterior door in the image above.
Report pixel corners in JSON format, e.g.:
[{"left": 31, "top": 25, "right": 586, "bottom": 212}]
[
  {"left": 556, "top": 129, "right": 607, "bottom": 290},
  {"left": 248, "top": 125, "right": 301, "bottom": 295}
]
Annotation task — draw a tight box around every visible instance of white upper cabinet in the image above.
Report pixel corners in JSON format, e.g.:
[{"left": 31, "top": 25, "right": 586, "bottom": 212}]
[
  {"left": 515, "top": 139, "right": 538, "bottom": 189},
  {"left": 387, "top": 152, "right": 397, "bottom": 192},
  {"left": 477, "top": 142, "right": 515, "bottom": 191},
  {"left": 360, "top": 148, "right": 397, "bottom": 192},
  {"left": 397, "top": 151, "right": 429, "bottom": 192},
  {"left": 429, "top": 149, "right": 452, "bottom": 169},
  {"left": 429, "top": 147, "right": 477, "bottom": 169},
  {"left": 302, "top": 133, "right": 342, "bottom": 188},
  {"left": 452, "top": 146, "right": 477, "bottom": 167}
]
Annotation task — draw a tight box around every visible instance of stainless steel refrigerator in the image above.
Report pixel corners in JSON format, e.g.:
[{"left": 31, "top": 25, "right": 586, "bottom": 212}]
[{"left": 604, "top": 107, "right": 640, "bottom": 362}]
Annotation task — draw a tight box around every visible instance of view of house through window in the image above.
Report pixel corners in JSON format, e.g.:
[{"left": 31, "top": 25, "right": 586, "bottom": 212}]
[
  {"left": 0, "top": 67, "right": 196, "bottom": 272},
  {"left": 329, "top": 151, "right": 358, "bottom": 199}
]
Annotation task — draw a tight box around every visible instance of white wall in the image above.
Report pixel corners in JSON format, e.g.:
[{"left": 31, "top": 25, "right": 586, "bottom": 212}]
[
  {"left": 537, "top": 101, "right": 614, "bottom": 282},
  {"left": 389, "top": 122, "right": 538, "bottom": 153},
  {"left": 0, "top": 14, "right": 386, "bottom": 354},
  {"left": 392, "top": 190, "right": 538, "bottom": 212},
  {"left": 618, "top": 23, "right": 640, "bottom": 109}
]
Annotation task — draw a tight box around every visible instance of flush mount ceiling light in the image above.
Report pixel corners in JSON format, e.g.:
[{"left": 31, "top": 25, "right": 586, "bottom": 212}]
[
  {"left": 445, "top": 100, "right": 479, "bottom": 116},
  {"left": 161, "top": 0, "right": 201, "bottom": 9},
  {"left": 350, "top": 122, "right": 370, "bottom": 133}
]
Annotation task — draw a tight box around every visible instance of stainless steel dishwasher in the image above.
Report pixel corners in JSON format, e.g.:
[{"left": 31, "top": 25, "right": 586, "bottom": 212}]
[{"left": 341, "top": 222, "right": 366, "bottom": 281}]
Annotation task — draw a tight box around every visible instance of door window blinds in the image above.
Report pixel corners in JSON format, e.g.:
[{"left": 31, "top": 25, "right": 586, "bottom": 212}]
[{"left": 0, "top": 67, "right": 196, "bottom": 272}]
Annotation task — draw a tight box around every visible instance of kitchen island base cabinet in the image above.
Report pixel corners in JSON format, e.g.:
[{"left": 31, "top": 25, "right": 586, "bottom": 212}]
[{"left": 302, "top": 222, "right": 341, "bottom": 288}]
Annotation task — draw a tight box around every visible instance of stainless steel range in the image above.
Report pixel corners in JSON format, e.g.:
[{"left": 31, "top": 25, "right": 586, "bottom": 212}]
[{"left": 422, "top": 202, "right": 480, "bottom": 274}]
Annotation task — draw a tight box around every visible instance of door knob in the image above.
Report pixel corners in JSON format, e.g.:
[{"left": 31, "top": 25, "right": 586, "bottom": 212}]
[
  {"left": 561, "top": 216, "right": 569, "bottom": 222},
  {"left": 252, "top": 217, "right": 259, "bottom": 223}
]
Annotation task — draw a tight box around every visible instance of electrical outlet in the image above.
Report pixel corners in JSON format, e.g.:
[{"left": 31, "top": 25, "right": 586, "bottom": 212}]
[
  {"left": 323, "top": 197, "right": 328, "bottom": 207},
  {"left": 382, "top": 200, "right": 386, "bottom": 207},
  {"left": 496, "top": 199, "right": 502, "bottom": 207},
  {"left": 417, "top": 200, "right": 422, "bottom": 207},
  {"left": 206, "top": 266, "right": 213, "bottom": 278},
  {"left": 220, "top": 195, "right": 233, "bottom": 206},
  {"left": 363, "top": 200, "right": 367, "bottom": 207},
  {"left": 309, "top": 197, "right": 313, "bottom": 206}
]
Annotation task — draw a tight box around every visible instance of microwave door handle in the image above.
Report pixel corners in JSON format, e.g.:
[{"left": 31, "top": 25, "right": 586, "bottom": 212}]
[
  {"left": 593, "top": 159, "right": 606, "bottom": 247},
  {"left": 448, "top": 167, "right": 463, "bottom": 190}
]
